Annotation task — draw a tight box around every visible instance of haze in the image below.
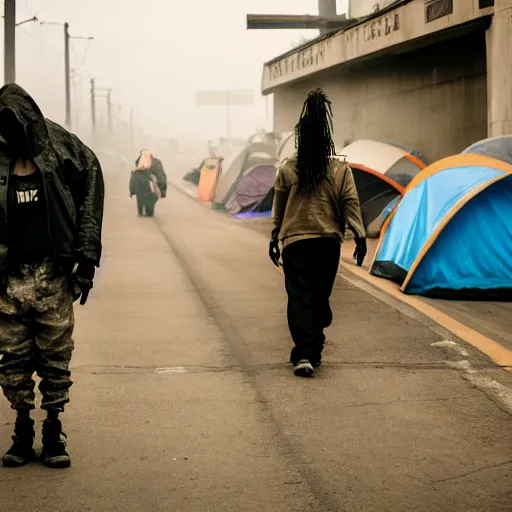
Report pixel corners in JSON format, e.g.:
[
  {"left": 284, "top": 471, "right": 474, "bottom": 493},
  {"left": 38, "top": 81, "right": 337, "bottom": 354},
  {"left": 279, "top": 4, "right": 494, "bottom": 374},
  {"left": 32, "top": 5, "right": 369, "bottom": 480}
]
[{"left": 0, "top": 0, "right": 345, "bottom": 143}]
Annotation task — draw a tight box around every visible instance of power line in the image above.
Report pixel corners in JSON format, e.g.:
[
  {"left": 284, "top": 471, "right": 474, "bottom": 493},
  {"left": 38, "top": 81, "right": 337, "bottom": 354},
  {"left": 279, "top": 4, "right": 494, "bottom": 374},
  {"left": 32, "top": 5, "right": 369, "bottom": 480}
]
[
  {"left": 16, "top": 25, "right": 63, "bottom": 56},
  {"left": 34, "top": 0, "right": 61, "bottom": 17}
]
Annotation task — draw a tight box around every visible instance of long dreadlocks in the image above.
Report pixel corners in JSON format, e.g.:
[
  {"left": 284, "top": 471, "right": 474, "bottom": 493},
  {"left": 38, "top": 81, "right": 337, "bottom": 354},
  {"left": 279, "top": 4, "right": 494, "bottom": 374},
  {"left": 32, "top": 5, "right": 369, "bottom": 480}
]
[{"left": 295, "top": 88, "right": 336, "bottom": 195}]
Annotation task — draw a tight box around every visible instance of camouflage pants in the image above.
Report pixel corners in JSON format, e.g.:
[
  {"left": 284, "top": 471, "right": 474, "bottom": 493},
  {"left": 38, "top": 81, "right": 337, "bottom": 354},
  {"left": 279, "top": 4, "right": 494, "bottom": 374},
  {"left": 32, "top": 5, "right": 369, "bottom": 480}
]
[{"left": 0, "top": 261, "right": 74, "bottom": 411}]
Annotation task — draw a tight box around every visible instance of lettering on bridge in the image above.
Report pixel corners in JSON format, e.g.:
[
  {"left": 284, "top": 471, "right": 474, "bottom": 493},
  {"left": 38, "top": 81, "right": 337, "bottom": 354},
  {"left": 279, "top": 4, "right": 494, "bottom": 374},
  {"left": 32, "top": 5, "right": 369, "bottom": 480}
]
[
  {"left": 268, "top": 41, "right": 327, "bottom": 83},
  {"left": 362, "top": 12, "right": 400, "bottom": 42}
]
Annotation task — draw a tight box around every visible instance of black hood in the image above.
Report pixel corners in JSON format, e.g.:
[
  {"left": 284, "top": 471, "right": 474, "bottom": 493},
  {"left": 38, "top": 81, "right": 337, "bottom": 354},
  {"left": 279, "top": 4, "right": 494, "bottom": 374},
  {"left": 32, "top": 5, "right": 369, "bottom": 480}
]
[{"left": 0, "top": 83, "right": 50, "bottom": 157}]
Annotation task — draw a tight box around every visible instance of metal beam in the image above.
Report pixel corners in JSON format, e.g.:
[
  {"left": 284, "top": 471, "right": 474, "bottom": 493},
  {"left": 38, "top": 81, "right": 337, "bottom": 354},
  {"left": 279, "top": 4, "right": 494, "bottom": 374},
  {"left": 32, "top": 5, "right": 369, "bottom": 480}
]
[{"left": 247, "top": 14, "right": 353, "bottom": 30}]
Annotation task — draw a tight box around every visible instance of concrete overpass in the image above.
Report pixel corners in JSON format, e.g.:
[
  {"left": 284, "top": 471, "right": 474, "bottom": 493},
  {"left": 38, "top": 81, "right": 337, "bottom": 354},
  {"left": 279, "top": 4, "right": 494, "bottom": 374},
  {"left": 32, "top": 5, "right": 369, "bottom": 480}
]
[{"left": 261, "top": 0, "right": 511, "bottom": 163}]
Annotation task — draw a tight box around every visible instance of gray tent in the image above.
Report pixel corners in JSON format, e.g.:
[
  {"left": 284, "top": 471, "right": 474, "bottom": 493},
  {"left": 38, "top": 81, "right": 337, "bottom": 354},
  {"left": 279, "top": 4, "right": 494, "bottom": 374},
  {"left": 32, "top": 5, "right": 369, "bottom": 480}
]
[
  {"left": 463, "top": 136, "right": 512, "bottom": 166},
  {"left": 213, "top": 142, "right": 277, "bottom": 209}
]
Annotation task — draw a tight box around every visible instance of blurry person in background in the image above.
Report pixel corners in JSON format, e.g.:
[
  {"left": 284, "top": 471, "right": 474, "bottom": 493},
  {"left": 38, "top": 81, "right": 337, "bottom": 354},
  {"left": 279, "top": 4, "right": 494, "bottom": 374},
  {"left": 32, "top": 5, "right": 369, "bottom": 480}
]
[
  {"left": 0, "top": 84, "right": 104, "bottom": 468},
  {"left": 130, "top": 150, "right": 167, "bottom": 217},
  {"left": 269, "top": 88, "right": 367, "bottom": 378}
]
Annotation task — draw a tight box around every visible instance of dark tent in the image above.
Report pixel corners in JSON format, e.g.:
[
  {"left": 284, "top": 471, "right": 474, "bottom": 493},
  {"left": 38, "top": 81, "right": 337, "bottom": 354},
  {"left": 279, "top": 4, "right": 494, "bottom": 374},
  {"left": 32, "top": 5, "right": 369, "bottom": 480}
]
[{"left": 225, "top": 164, "right": 277, "bottom": 215}]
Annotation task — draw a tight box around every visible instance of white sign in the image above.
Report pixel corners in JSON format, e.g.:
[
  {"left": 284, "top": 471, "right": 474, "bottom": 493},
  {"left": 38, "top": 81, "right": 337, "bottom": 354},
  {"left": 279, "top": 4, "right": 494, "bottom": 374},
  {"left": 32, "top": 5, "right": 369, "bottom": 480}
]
[{"left": 195, "top": 90, "right": 254, "bottom": 106}]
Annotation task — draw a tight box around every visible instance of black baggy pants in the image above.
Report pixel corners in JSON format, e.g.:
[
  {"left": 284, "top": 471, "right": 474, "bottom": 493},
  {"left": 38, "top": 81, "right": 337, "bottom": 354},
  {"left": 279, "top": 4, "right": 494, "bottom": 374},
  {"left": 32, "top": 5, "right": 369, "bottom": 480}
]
[
  {"left": 136, "top": 193, "right": 157, "bottom": 217},
  {"left": 282, "top": 237, "right": 341, "bottom": 366}
]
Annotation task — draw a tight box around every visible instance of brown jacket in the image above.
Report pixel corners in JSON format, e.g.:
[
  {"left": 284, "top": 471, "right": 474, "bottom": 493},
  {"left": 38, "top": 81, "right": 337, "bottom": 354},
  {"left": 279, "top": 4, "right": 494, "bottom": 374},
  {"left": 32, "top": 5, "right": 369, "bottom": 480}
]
[{"left": 271, "top": 157, "right": 365, "bottom": 248}]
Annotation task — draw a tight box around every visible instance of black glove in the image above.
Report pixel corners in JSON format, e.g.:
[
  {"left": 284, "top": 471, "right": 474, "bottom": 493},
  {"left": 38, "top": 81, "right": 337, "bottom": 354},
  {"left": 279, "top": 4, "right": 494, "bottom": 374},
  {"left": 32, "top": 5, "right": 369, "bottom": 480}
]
[
  {"left": 269, "top": 238, "right": 280, "bottom": 267},
  {"left": 353, "top": 237, "right": 367, "bottom": 267},
  {"left": 73, "top": 262, "right": 95, "bottom": 305}
]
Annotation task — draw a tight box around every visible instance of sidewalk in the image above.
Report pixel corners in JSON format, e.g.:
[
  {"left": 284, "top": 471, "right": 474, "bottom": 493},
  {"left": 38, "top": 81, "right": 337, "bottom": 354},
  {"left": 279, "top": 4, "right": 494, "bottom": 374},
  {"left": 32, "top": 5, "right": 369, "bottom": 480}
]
[{"left": 1, "top": 170, "right": 511, "bottom": 512}]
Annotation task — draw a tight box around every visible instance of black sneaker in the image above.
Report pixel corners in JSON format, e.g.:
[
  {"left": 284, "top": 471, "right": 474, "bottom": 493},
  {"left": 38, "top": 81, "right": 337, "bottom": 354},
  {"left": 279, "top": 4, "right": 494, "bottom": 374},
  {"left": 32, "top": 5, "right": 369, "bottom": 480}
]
[
  {"left": 41, "top": 419, "right": 71, "bottom": 469},
  {"left": 293, "top": 359, "right": 315, "bottom": 377},
  {"left": 2, "top": 416, "right": 36, "bottom": 468}
]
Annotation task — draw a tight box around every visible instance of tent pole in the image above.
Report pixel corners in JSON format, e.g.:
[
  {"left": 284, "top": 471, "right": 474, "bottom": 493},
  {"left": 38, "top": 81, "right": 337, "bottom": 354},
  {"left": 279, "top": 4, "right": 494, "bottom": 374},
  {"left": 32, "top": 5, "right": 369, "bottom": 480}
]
[{"left": 226, "top": 92, "right": 231, "bottom": 149}]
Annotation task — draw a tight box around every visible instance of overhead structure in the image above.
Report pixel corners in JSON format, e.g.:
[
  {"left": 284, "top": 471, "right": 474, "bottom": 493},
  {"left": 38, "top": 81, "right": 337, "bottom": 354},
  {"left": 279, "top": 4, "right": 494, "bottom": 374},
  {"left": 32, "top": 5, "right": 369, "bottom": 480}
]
[
  {"left": 247, "top": 0, "right": 353, "bottom": 34},
  {"left": 370, "top": 154, "right": 512, "bottom": 299}
]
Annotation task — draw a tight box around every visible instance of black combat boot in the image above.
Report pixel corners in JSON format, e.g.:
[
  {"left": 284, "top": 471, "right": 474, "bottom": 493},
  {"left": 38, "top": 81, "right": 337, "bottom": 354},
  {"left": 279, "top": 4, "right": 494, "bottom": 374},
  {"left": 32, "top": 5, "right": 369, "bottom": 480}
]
[
  {"left": 2, "top": 413, "right": 36, "bottom": 467},
  {"left": 41, "top": 417, "right": 71, "bottom": 469}
]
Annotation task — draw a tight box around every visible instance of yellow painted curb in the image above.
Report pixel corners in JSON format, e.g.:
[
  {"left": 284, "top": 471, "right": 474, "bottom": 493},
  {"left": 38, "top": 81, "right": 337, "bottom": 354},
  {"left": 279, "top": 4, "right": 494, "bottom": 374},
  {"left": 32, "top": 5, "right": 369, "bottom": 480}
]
[{"left": 340, "top": 261, "right": 512, "bottom": 368}]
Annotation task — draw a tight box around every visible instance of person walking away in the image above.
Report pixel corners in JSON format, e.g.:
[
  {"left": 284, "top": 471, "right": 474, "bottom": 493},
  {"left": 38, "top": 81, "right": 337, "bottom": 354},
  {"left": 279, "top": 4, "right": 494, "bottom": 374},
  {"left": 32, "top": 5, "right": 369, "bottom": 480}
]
[
  {"left": 269, "top": 88, "right": 367, "bottom": 378},
  {"left": 130, "top": 150, "right": 167, "bottom": 217},
  {"left": 0, "top": 84, "right": 104, "bottom": 468}
]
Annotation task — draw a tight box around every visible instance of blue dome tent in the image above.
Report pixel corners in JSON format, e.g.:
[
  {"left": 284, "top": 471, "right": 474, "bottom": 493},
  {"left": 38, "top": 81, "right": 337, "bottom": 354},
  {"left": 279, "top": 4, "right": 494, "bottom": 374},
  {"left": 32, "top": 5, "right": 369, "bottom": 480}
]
[{"left": 370, "top": 154, "right": 512, "bottom": 299}]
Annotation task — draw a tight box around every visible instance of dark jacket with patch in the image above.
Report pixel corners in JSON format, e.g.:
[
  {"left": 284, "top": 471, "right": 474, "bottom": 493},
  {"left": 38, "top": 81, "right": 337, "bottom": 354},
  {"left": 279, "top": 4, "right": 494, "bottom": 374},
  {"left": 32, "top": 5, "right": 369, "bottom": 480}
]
[{"left": 0, "top": 84, "right": 104, "bottom": 283}]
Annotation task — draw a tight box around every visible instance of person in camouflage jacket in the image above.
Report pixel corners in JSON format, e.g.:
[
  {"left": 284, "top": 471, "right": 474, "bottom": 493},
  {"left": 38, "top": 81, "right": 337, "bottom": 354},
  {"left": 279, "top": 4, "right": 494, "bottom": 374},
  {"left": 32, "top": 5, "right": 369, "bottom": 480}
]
[{"left": 0, "top": 84, "right": 104, "bottom": 468}]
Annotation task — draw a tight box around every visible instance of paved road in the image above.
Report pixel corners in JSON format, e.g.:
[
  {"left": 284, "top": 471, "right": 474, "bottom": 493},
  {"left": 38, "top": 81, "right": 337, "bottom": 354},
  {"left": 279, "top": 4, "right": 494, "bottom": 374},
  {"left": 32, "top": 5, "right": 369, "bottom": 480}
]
[
  {"left": 242, "top": 210, "right": 512, "bottom": 355},
  {"left": 1, "top": 168, "right": 512, "bottom": 511}
]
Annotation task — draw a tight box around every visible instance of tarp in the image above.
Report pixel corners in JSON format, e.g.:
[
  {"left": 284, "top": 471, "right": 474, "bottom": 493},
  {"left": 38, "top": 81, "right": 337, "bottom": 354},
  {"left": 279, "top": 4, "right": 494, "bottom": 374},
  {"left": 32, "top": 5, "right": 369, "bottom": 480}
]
[
  {"left": 183, "top": 160, "right": 204, "bottom": 185},
  {"left": 462, "top": 135, "right": 512, "bottom": 166},
  {"left": 213, "top": 142, "right": 277, "bottom": 208},
  {"left": 370, "top": 154, "right": 512, "bottom": 299},
  {"left": 198, "top": 158, "right": 222, "bottom": 203},
  {"left": 225, "top": 164, "right": 277, "bottom": 215}
]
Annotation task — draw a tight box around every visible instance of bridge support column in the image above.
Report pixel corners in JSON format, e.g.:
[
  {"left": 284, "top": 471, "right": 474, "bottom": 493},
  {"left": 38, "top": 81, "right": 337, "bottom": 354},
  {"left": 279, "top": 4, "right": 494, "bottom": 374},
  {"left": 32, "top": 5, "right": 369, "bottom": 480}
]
[
  {"left": 486, "top": 0, "right": 512, "bottom": 136},
  {"left": 318, "top": 0, "right": 337, "bottom": 34}
]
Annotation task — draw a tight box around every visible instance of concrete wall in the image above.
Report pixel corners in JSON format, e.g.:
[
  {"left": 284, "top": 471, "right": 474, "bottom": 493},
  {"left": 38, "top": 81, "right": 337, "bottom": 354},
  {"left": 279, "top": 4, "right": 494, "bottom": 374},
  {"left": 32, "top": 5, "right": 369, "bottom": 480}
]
[{"left": 273, "top": 30, "right": 488, "bottom": 163}]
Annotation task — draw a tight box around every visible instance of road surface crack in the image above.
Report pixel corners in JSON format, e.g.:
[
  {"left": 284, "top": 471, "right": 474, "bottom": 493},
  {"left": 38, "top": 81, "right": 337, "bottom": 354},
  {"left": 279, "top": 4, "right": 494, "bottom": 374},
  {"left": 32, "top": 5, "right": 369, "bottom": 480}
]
[{"left": 432, "top": 459, "right": 512, "bottom": 484}]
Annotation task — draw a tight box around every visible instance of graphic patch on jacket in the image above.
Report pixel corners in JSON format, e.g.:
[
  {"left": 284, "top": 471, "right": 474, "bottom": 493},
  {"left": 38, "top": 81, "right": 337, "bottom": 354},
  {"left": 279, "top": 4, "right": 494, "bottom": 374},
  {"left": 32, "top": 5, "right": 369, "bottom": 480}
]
[{"left": 9, "top": 171, "right": 53, "bottom": 263}]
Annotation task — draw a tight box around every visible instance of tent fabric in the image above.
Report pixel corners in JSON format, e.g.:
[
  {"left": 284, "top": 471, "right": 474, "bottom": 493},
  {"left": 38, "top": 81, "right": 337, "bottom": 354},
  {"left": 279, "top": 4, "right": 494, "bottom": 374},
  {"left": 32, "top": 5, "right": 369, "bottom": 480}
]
[
  {"left": 233, "top": 210, "right": 271, "bottom": 220},
  {"left": 339, "top": 140, "right": 425, "bottom": 237},
  {"left": 462, "top": 135, "right": 512, "bottom": 166},
  {"left": 382, "top": 141, "right": 428, "bottom": 165},
  {"left": 198, "top": 158, "right": 221, "bottom": 203},
  {"left": 398, "top": 154, "right": 512, "bottom": 198},
  {"left": 350, "top": 163, "right": 401, "bottom": 229},
  {"left": 226, "top": 164, "right": 276, "bottom": 215},
  {"left": 366, "top": 196, "right": 401, "bottom": 239},
  {"left": 213, "top": 142, "right": 277, "bottom": 208},
  {"left": 370, "top": 156, "right": 512, "bottom": 298},
  {"left": 340, "top": 139, "right": 426, "bottom": 187},
  {"left": 214, "top": 151, "right": 246, "bottom": 205}
]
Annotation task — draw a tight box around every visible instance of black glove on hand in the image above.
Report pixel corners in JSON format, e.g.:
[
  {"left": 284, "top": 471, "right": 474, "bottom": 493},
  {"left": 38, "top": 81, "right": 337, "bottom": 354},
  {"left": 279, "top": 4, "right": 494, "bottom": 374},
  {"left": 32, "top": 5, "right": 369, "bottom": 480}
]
[
  {"left": 353, "top": 237, "right": 367, "bottom": 267},
  {"left": 73, "top": 262, "right": 95, "bottom": 305},
  {"left": 269, "top": 238, "right": 281, "bottom": 267}
]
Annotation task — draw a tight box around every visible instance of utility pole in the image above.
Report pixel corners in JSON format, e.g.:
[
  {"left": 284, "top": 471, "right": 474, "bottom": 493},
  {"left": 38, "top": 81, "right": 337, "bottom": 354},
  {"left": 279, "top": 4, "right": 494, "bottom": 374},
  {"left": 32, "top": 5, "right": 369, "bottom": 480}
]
[
  {"left": 40, "top": 21, "right": 93, "bottom": 130},
  {"left": 107, "top": 89, "right": 112, "bottom": 134},
  {"left": 90, "top": 78, "right": 96, "bottom": 133},
  {"left": 4, "top": 0, "right": 16, "bottom": 84},
  {"left": 129, "top": 107, "right": 134, "bottom": 156},
  {"left": 226, "top": 92, "right": 231, "bottom": 146},
  {"left": 64, "top": 22, "right": 71, "bottom": 128}
]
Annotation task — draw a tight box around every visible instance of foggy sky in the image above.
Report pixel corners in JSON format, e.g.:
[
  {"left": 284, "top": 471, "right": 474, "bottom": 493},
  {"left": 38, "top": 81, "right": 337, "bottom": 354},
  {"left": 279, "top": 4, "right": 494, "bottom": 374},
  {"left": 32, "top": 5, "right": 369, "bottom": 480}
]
[{"left": 1, "top": 0, "right": 344, "bottom": 142}]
